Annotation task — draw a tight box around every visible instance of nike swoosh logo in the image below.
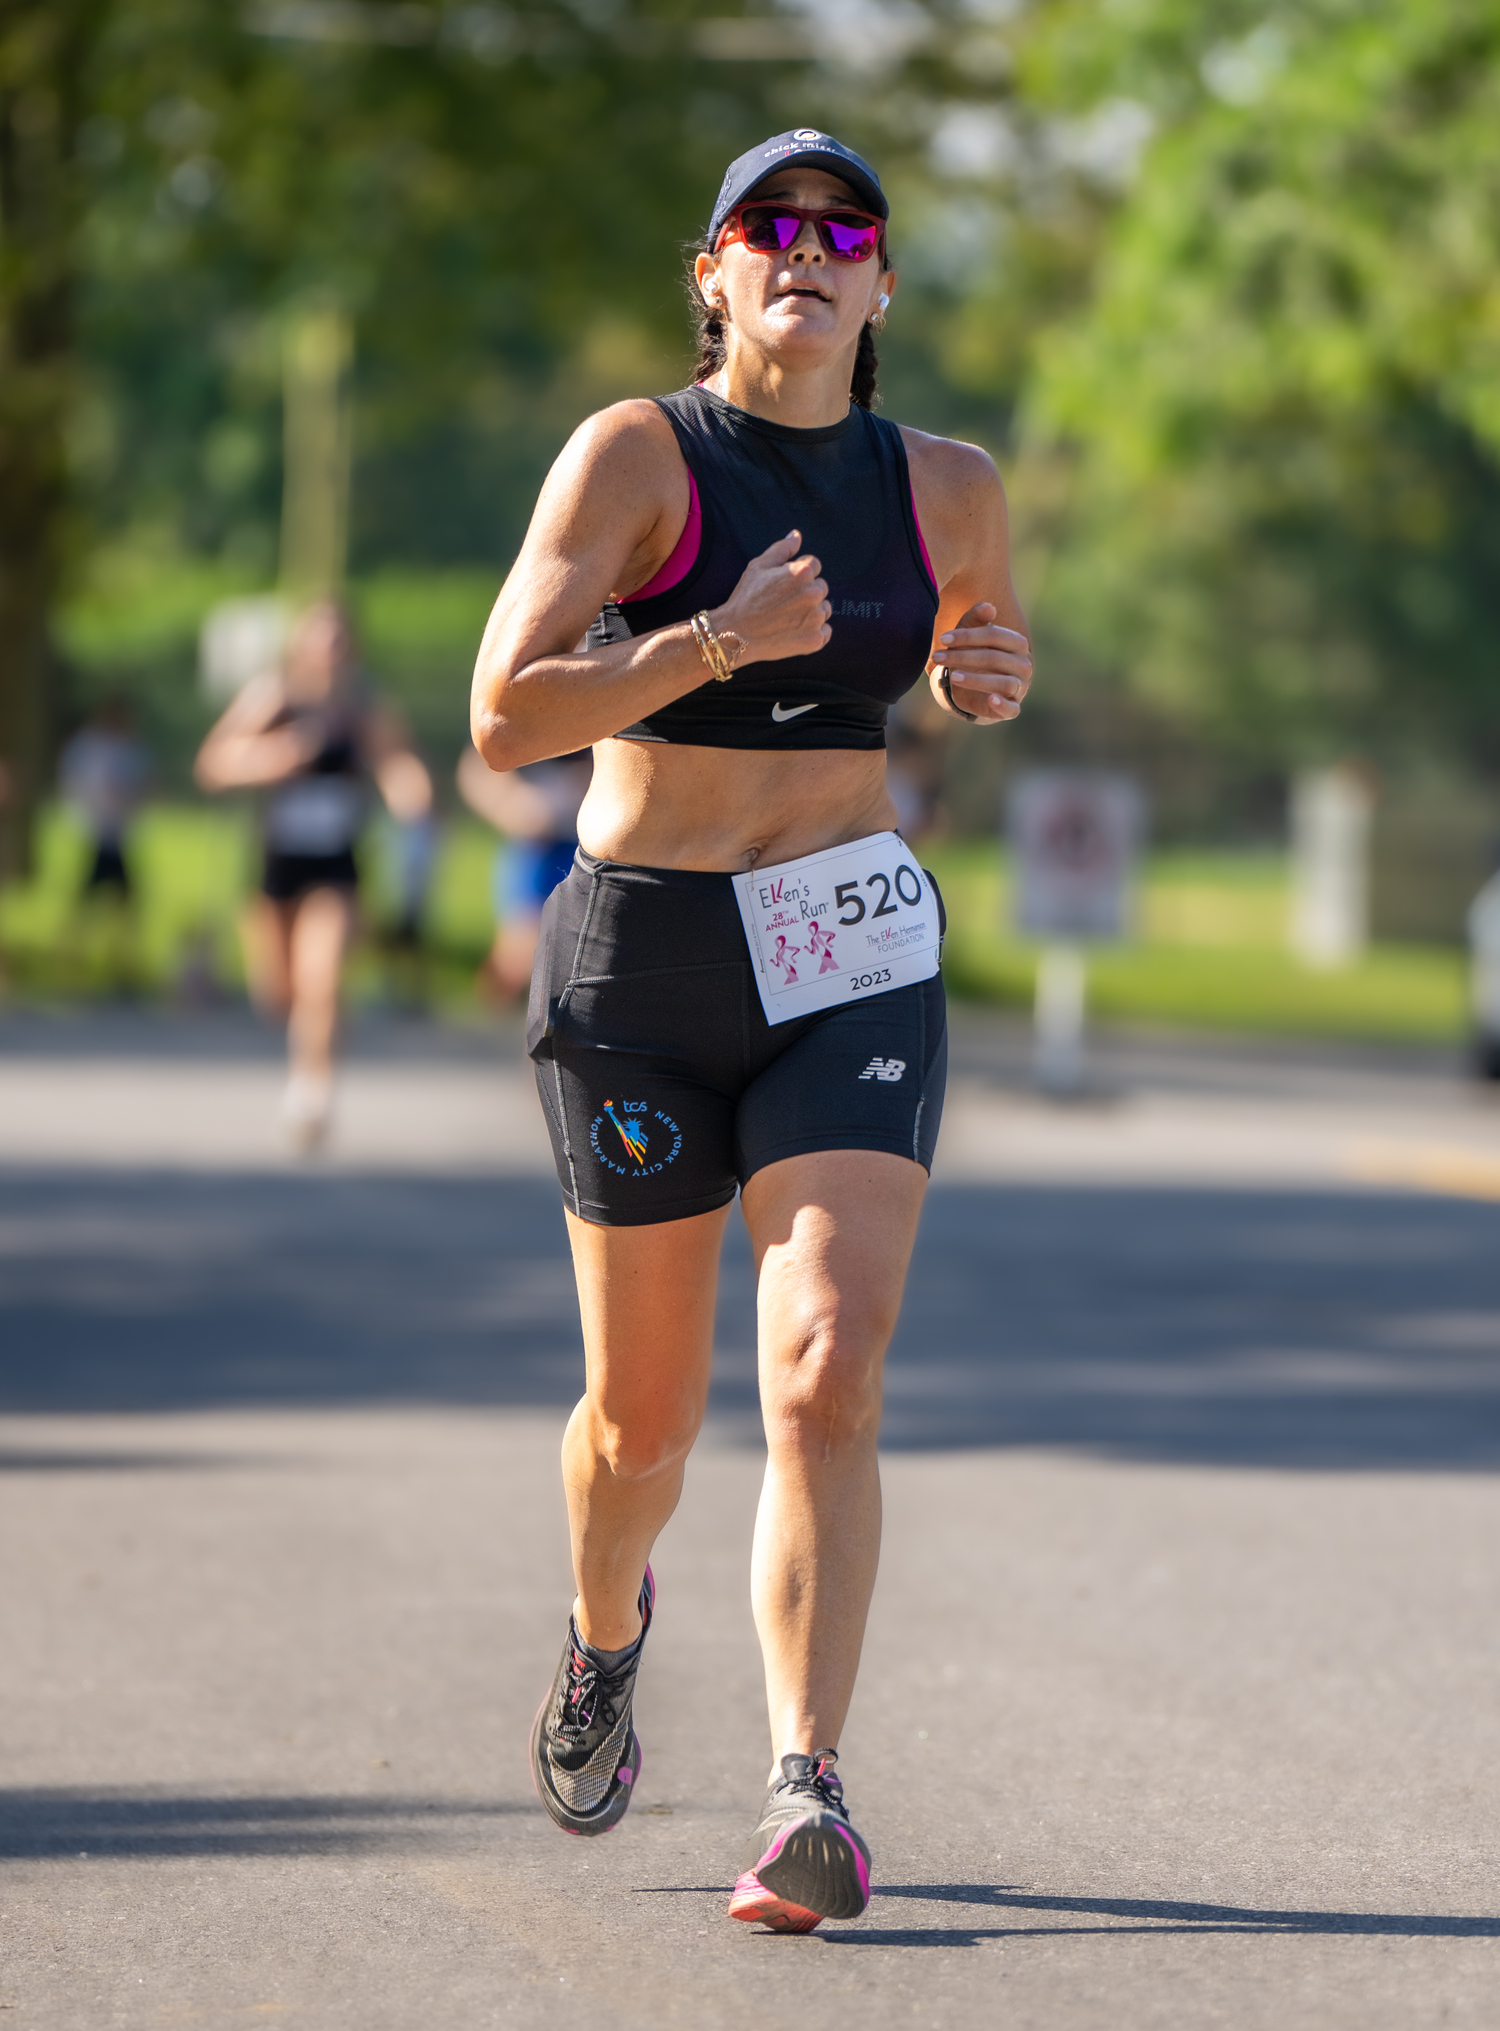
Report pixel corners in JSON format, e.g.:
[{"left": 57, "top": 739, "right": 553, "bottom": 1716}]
[{"left": 771, "top": 701, "right": 819, "bottom": 722}]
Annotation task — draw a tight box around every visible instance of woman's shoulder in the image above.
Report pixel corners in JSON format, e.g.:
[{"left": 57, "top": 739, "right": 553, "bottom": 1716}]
[
  {"left": 561, "top": 396, "right": 685, "bottom": 475},
  {"left": 895, "top": 422, "right": 1004, "bottom": 501},
  {"left": 538, "top": 398, "right": 692, "bottom": 543}
]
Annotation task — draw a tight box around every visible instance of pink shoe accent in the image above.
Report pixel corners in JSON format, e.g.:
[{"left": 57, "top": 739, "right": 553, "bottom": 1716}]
[
  {"left": 836, "top": 1824, "right": 871, "bottom": 1902},
  {"left": 727, "top": 1870, "right": 822, "bottom": 1935},
  {"left": 617, "top": 1766, "right": 633, "bottom": 1785}
]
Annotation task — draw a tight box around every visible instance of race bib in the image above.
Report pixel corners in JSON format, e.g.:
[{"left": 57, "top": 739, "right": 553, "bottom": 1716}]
[
  {"left": 264, "top": 777, "right": 365, "bottom": 855},
  {"left": 732, "top": 831, "right": 941, "bottom": 1027}
]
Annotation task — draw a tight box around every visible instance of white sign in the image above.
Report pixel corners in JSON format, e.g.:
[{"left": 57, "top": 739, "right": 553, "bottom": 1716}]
[
  {"left": 1289, "top": 765, "right": 1372, "bottom": 969},
  {"left": 1469, "top": 870, "right": 1500, "bottom": 1037},
  {"left": 1009, "top": 770, "right": 1144, "bottom": 941},
  {"left": 199, "top": 595, "right": 290, "bottom": 702},
  {"left": 732, "top": 830, "right": 941, "bottom": 1026}
]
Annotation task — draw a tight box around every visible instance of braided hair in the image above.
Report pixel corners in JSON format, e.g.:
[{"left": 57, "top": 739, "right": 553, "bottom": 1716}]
[{"left": 685, "top": 246, "right": 884, "bottom": 409}]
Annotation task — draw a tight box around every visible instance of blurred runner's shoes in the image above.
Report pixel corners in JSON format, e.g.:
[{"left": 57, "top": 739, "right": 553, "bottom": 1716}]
[
  {"left": 530, "top": 1567, "right": 654, "bottom": 1836},
  {"left": 727, "top": 1749, "right": 871, "bottom": 1931},
  {"left": 280, "top": 1073, "right": 331, "bottom": 1154}
]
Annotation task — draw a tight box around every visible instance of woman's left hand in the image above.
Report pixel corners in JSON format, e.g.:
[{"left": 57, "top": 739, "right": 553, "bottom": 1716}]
[{"left": 930, "top": 601, "right": 1032, "bottom": 723}]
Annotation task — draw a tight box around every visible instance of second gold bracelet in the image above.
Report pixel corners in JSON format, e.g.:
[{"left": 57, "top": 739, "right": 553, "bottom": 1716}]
[{"left": 690, "top": 611, "right": 735, "bottom": 683}]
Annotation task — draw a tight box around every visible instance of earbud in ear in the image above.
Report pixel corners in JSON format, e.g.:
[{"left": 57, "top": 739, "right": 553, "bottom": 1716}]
[{"left": 878, "top": 292, "right": 890, "bottom": 311}]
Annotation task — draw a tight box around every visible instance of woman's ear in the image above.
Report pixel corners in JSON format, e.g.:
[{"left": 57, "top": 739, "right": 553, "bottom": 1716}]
[{"left": 694, "top": 250, "right": 722, "bottom": 307}]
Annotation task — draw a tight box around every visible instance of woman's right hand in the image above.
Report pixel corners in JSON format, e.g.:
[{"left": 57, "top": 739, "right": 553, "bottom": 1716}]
[{"left": 711, "top": 530, "right": 830, "bottom": 666}]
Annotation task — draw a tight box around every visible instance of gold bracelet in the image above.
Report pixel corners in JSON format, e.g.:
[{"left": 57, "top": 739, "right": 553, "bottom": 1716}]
[
  {"left": 690, "top": 612, "right": 730, "bottom": 682},
  {"left": 690, "top": 611, "right": 735, "bottom": 683}
]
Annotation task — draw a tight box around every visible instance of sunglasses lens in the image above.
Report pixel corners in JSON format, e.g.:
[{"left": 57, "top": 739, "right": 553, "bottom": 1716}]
[
  {"left": 740, "top": 207, "right": 802, "bottom": 252},
  {"left": 823, "top": 214, "right": 879, "bottom": 259}
]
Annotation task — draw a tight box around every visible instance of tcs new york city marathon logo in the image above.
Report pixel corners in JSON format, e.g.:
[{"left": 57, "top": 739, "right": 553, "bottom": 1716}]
[{"left": 589, "top": 1098, "right": 684, "bottom": 1178}]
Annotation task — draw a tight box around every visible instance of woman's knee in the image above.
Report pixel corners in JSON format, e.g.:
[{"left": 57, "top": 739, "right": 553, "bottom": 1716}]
[
  {"left": 583, "top": 1397, "right": 703, "bottom": 1482},
  {"left": 761, "top": 1308, "right": 887, "bottom": 1451}
]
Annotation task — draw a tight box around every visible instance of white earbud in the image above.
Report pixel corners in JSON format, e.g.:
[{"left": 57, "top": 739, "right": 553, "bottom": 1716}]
[{"left": 878, "top": 292, "right": 890, "bottom": 311}]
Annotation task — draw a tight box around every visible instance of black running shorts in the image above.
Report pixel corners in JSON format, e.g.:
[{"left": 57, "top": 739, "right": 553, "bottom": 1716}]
[
  {"left": 262, "top": 848, "right": 359, "bottom": 902},
  {"left": 527, "top": 849, "right": 947, "bottom": 1227}
]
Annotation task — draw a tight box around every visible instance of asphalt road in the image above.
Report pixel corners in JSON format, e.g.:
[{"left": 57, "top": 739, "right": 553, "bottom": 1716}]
[{"left": 2, "top": 1008, "right": 1498, "bottom": 2029}]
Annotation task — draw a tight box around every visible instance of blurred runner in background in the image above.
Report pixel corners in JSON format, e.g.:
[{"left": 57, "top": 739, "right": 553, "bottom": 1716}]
[
  {"left": 375, "top": 797, "right": 441, "bottom": 1015},
  {"left": 455, "top": 745, "right": 590, "bottom": 1003},
  {"left": 60, "top": 699, "right": 152, "bottom": 899},
  {"left": 59, "top": 699, "right": 153, "bottom": 994},
  {"left": 195, "top": 599, "right": 432, "bottom": 1148}
]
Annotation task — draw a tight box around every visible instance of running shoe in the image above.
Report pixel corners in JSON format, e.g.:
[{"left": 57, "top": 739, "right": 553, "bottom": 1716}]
[
  {"left": 727, "top": 1748, "right": 871, "bottom": 1932},
  {"left": 280, "top": 1072, "right": 331, "bottom": 1155},
  {"left": 530, "top": 1567, "right": 654, "bottom": 1836}
]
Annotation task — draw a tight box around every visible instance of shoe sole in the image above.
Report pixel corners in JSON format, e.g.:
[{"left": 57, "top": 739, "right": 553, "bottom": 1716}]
[
  {"left": 727, "top": 1869, "right": 823, "bottom": 1933},
  {"left": 529, "top": 1565, "right": 654, "bottom": 1838},
  {"left": 745, "top": 1809, "right": 871, "bottom": 1922}
]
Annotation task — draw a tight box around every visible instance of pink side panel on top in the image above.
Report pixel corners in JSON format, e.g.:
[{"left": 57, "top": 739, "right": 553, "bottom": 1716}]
[
  {"left": 909, "top": 482, "right": 937, "bottom": 595},
  {"left": 620, "top": 470, "right": 701, "bottom": 603}
]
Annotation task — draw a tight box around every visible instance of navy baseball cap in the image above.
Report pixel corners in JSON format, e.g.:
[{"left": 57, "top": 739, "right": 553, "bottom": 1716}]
[{"left": 708, "top": 129, "right": 887, "bottom": 247}]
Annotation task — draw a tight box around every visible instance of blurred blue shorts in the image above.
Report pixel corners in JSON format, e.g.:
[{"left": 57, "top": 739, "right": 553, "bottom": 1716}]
[{"left": 494, "top": 838, "right": 578, "bottom": 925}]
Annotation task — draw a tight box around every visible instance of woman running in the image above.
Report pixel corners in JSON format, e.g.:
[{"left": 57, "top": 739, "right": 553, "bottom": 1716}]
[
  {"left": 471, "top": 130, "right": 1031, "bottom": 1930},
  {"left": 455, "top": 744, "right": 591, "bottom": 1003},
  {"left": 196, "top": 598, "right": 432, "bottom": 1148}
]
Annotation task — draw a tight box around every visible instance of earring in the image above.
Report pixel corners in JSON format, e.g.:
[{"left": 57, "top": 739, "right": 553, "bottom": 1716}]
[{"left": 870, "top": 290, "right": 890, "bottom": 330}]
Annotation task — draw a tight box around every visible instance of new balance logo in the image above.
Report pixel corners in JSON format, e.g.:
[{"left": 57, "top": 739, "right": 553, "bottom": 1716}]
[{"left": 858, "top": 1057, "right": 906, "bottom": 1083}]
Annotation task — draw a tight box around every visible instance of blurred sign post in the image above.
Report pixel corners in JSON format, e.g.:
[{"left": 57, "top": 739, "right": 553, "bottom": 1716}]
[
  {"left": 1009, "top": 770, "right": 1144, "bottom": 1094},
  {"left": 1468, "top": 870, "right": 1500, "bottom": 1082},
  {"left": 199, "top": 596, "right": 289, "bottom": 703},
  {"left": 1290, "top": 765, "right": 1373, "bottom": 969}
]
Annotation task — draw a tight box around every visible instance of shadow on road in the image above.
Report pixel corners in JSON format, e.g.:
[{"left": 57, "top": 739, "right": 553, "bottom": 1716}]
[
  {"left": 0, "top": 1788, "right": 538, "bottom": 1860},
  {"left": 853, "top": 1884, "right": 1500, "bottom": 1938},
  {"left": 2, "top": 1170, "right": 1497, "bottom": 1469},
  {"left": 638, "top": 1883, "right": 1500, "bottom": 1943}
]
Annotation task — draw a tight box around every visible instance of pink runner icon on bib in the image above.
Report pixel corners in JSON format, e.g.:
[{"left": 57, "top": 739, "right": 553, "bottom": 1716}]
[
  {"left": 770, "top": 935, "right": 801, "bottom": 984},
  {"left": 807, "top": 921, "right": 839, "bottom": 974}
]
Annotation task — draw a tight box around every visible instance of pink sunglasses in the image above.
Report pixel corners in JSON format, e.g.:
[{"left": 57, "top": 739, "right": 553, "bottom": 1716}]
[{"left": 716, "top": 202, "right": 884, "bottom": 263}]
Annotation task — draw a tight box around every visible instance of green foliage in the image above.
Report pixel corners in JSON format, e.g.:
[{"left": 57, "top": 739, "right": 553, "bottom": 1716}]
[
  {"left": 22, "top": 0, "right": 1500, "bottom": 880},
  {"left": 1020, "top": 0, "right": 1500, "bottom": 781},
  {"left": 71, "top": 1, "right": 804, "bottom": 577}
]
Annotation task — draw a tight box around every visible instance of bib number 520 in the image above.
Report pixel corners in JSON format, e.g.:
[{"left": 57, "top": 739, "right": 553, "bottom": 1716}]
[{"left": 835, "top": 863, "right": 924, "bottom": 925}]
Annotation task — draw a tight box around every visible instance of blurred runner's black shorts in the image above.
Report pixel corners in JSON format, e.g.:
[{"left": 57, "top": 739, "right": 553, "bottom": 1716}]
[
  {"left": 527, "top": 848, "right": 947, "bottom": 1227},
  {"left": 261, "top": 848, "right": 360, "bottom": 902}
]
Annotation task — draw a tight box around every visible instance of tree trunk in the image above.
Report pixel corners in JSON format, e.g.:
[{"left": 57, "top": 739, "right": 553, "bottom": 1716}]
[{"left": 0, "top": 4, "right": 104, "bottom": 880}]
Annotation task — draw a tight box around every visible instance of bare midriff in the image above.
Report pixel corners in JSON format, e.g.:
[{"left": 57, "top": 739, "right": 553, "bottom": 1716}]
[{"left": 577, "top": 739, "right": 896, "bottom": 873}]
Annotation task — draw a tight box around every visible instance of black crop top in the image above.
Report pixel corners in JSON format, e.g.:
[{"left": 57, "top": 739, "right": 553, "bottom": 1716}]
[{"left": 595, "top": 386, "right": 940, "bottom": 751}]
